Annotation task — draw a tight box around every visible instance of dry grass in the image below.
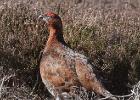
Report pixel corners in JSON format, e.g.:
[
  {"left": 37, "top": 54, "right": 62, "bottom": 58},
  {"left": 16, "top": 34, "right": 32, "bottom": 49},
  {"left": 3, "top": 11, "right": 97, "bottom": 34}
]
[{"left": 0, "top": 0, "right": 140, "bottom": 99}]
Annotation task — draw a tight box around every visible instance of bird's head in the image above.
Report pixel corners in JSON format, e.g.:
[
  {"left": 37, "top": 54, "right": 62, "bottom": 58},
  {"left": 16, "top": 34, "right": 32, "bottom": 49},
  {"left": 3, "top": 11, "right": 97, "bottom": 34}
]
[
  {"left": 38, "top": 12, "right": 66, "bottom": 44},
  {"left": 38, "top": 12, "right": 62, "bottom": 30}
]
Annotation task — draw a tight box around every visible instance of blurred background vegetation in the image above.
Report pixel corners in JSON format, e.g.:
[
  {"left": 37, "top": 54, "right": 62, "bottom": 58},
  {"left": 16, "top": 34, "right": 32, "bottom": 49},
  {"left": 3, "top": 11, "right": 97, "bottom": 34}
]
[{"left": 0, "top": 0, "right": 140, "bottom": 99}]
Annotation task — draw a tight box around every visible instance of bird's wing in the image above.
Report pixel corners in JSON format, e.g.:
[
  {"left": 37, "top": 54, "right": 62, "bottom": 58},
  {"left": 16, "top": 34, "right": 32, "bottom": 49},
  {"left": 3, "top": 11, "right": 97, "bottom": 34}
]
[{"left": 74, "top": 53, "right": 107, "bottom": 96}]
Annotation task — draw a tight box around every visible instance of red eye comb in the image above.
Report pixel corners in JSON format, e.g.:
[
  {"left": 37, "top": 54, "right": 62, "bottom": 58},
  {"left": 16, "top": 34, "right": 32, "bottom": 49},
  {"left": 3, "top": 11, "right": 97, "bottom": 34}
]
[{"left": 45, "top": 12, "right": 57, "bottom": 17}]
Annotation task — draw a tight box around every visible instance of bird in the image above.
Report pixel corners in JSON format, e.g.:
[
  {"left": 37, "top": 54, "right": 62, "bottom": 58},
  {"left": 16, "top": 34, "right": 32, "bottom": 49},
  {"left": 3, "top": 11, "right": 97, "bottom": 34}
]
[{"left": 38, "top": 12, "right": 116, "bottom": 100}]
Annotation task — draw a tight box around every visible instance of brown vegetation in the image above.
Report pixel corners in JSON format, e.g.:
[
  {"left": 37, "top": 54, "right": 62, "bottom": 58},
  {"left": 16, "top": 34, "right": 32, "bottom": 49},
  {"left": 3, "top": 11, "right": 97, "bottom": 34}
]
[{"left": 0, "top": 0, "right": 140, "bottom": 99}]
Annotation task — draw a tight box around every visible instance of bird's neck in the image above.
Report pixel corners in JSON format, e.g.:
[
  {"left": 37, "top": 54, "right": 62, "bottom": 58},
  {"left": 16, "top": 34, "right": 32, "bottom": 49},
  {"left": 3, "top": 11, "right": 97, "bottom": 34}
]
[{"left": 46, "top": 27, "right": 66, "bottom": 50}]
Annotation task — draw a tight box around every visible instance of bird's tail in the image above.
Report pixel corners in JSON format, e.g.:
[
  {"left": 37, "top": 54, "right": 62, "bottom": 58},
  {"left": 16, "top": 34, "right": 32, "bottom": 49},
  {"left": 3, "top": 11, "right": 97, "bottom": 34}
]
[{"left": 92, "top": 79, "right": 117, "bottom": 100}]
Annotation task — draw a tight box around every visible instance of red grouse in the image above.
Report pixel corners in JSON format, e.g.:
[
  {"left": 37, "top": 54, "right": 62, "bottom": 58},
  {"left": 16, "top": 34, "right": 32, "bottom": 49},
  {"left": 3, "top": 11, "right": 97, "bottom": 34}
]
[{"left": 38, "top": 12, "right": 116, "bottom": 100}]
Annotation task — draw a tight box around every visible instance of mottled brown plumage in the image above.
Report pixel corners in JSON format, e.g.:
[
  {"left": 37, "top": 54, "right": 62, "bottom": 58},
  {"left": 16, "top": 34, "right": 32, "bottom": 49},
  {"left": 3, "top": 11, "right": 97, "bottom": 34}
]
[{"left": 38, "top": 12, "right": 116, "bottom": 100}]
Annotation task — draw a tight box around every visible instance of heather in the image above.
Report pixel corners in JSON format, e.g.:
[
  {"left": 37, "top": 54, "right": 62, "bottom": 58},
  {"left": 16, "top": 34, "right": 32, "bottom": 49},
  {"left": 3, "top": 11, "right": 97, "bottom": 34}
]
[{"left": 0, "top": 0, "right": 140, "bottom": 99}]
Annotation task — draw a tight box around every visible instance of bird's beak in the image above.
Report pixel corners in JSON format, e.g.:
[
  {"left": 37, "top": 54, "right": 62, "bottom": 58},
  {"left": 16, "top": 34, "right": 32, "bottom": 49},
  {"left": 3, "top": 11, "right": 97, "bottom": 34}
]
[
  {"left": 38, "top": 15, "right": 44, "bottom": 19},
  {"left": 38, "top": 15, "right": 51, "bottom": 23}
]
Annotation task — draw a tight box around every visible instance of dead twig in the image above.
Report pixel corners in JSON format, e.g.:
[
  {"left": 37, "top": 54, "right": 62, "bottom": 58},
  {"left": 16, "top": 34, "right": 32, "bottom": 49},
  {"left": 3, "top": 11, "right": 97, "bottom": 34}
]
[{"left": 0, "top": 74, "right": 15, "bottom": 98}]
